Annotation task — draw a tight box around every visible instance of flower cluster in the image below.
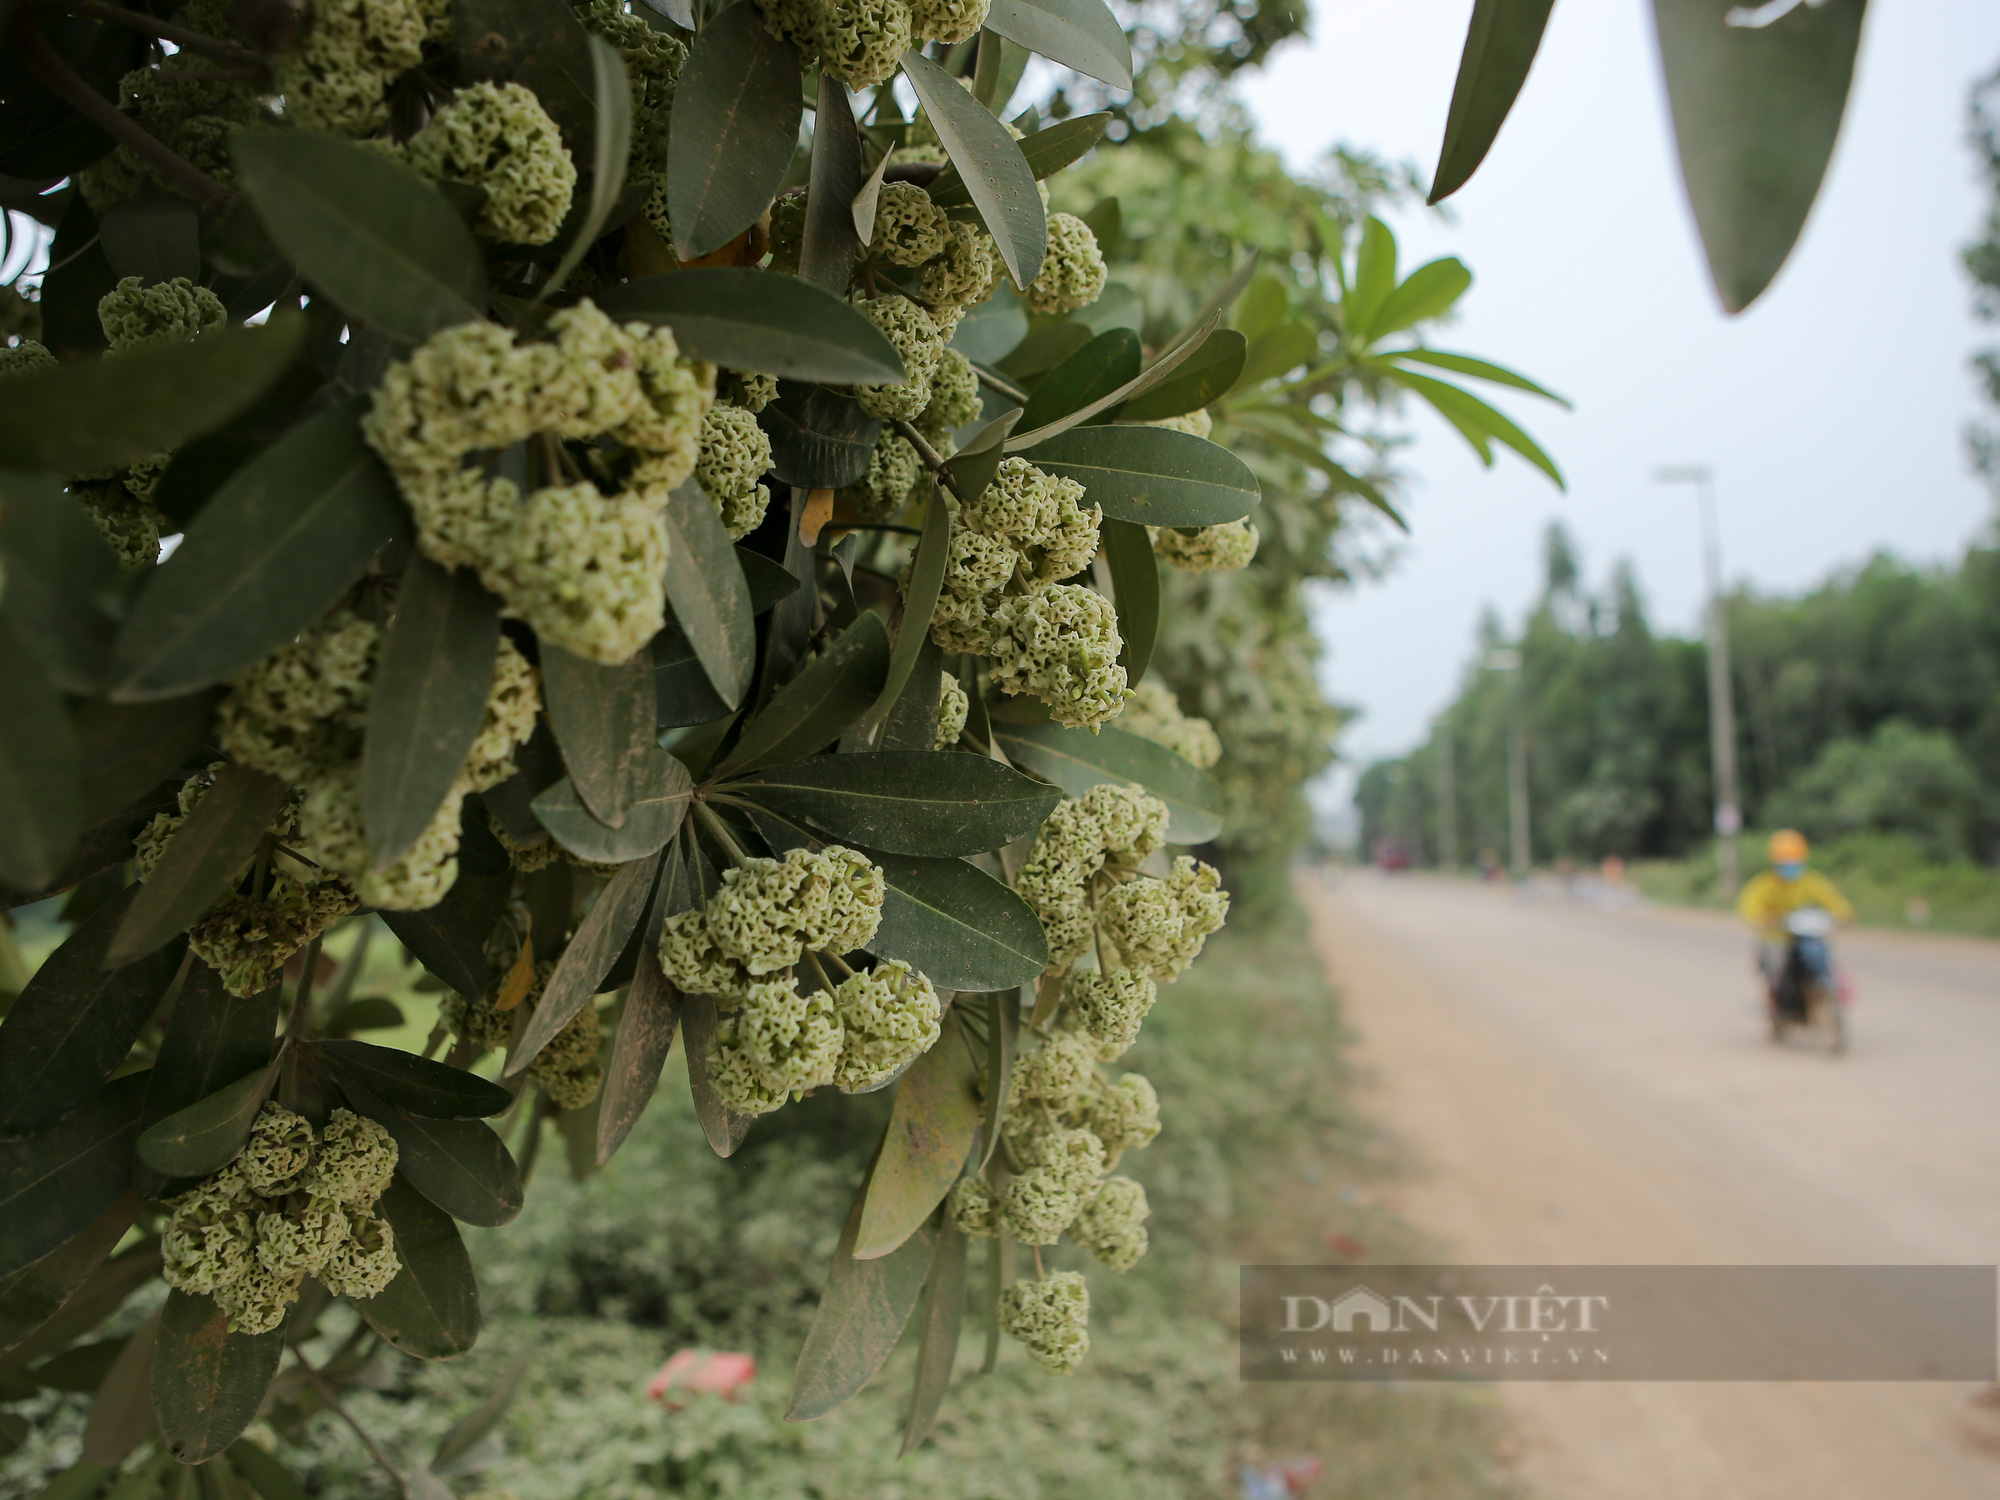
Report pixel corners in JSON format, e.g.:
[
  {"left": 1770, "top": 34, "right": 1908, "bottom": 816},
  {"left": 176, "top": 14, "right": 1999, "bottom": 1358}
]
[
  {"left": 695, "top": 403, "right": 775, "bottom": 539},
  {"left": 162, "top": 1104, "right": 400, "bottom": 1334},
  {"left": 98, "top": 276, "right": 227, "bottom": 353},
  {"left": 1095, "top": 856, "right": 1230, "bottom": 981},
  {"left": 364, "top": 302, "right": 715, "bottom": 663},
  {"left": 999, "top": 1271, "right": 1091, "bottom": 1375},
  {"left": 1012, "top": 783, "right": 1171, "bottom": 967},
  {"left": 396, "top": 83, "right": 576, "bottom": 245},
  {"left": 443, "top": 959, "right": 604, "bottom": 1109},
  {"left": 934, "top": 671, "right": 969, "bottom": 748},
  {"left": 577, "top": 0, "right": 688, "bottom": 186},
  {"left": 1154, "top": 519, "right": 1259, "bottom": 572},
  {"left": 1115, "top": 678, "right": 1222, "bottom": 769},
  {"left": 852, "top": 295, "right": 949, "bottom": 422},
  {"left": 274, "top": 0, "right": 453, "bottom": 138},
  {"left": 1024, "top": 214, "right": 1108, "bottom": 317},
  {"left": 759, "top": 0, "right": 989, "bottom": 89},
  {"left": 870, "top": 182, "right": 949, "bottom": 266},
  {"left": 839, "top": 430, "right": 924, "bottom": 520}
]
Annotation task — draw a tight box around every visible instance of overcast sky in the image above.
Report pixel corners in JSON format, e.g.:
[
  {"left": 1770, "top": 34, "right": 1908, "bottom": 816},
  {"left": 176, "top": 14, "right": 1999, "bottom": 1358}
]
[{"left": 1235, "top": 0, "right": 2000, "bottom": 784}]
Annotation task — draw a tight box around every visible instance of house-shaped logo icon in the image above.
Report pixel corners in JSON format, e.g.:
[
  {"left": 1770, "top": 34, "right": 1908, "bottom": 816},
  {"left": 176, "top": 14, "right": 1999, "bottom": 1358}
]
[{"left": 1330, "top": 1286, "right": 1395, "bottom": 1333}]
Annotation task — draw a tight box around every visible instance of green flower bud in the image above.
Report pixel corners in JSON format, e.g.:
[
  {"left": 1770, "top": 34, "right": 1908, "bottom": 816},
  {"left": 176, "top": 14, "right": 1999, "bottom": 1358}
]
[
  {"left": 871, "top": 181, "right": 949, "bottom": 266},
  {"left": 948, "top": 1174, "right": 1001, "bottom": 1238},
  {"left": 696, "top": 403, "right": 775, "bottom": 539},
  {"left": 1114, "top": 678, "right": 1222, "bottom": 768},
  {"left": 909, "top": 0, "right": 988, "bottom": 44},
  {"left": 1064, "top": 967, "right": 1157, "bottom": 1060},
  {"left": 241, "top": 1103, "right": 317, "bottom": 1197},
  {"left": 1070, "top": 1175, "right": 1149, "bottom": 1271},
  {"left": 1023, "top": 213, "right": 1106, "bottom": 317},
  {"left": 255, "top": 1197, "right": 349, "bottom": 1279},
  {"left": 917, "top": 220, "right": 1000, "bottom": 310},
  {"left": 710, "top": 974, "right": 843, "bottom": 1115},
  {"left": 162, "top": 1174, "right": 259, "bottom": 1296},
  {"left": 79, "top": 63, "right": 259, "bottom": 210},
  {"left": 916, "top": 347, "right": 981, "bottom": 442},
  {"left": 934, "top": 671, "right": 969, "bottom": 748},
  {"left": 839, "top": 429, "right": 925, "bottom": 521},
  {"left": 833, "top": 959, "right": 941, "bottom": 1092},
  {"left": 1070, "top": 1072, "right": 1159, "bottom": 1168},
  {"left": 1008, "top": 1030, "right": 1098, "bottom": 1112},
  {"left": 275, "top": 0, "right": 446, "bottom": 138},
  {"left": 302, "top": 1109, "right": 398, "bottom": 1207},
  {"left": 318, "top": 1207, "right": 401, "bottom": 1298},
  {"left": 528, "top": 998, "right": 604, "bottom": 1109},
  {"left": 1144, "top": 409, "right": 1212, "bottom": 439},
  {"left": 815, "top": 0, "right": 913, "bottom": 88},
  {"left": 576, "top": 0, "right": 686, "bottom": 178},
  {"left": 404, "top": 82, "right": 577, "bottom": 246},
  {"left": 217, "top": 610, "right": 381, "bottom": 784},
  {"left": 214, "top": 1258, "right": 304, "bottom": 1335},
  {"left": 1001, "top": 1125, "right": 1103, "bottom": 1243},
  {"left": 658, "top": 908, "right": 752, "bottom": 1000},
  {"left": 0, "top": 339, "right": 55, "bottom": 378},
  {"left": 853, "top": 295, "right": 944, "bottom": 421},
  {"left": 720, "top": 370, "right": 780, "bottom": 412},
  {"left": 1081, "top": 783, "right": 1170, "bottom": 863},
  {"left": 1000, "top": 1271, "right": 1090, "bottom": 1374},
  {"left": 97, "top": 276, "right": 226, "bottom": 354},
  {"left": 986, "top": 584, "right": 1128, "bottom": 729},
  {"left": 1155, "top": 519, "right": 1259, "bottom": 572}
]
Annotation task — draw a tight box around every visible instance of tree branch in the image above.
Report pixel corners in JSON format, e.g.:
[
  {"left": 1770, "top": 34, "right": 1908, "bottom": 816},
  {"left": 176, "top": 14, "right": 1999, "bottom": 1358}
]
[
  {"left": 20, "top": 29, "right": 234, "bottom": 214},
  {"left": 974, "top": 365, "right": 1031, "bottom": 404},
  {"left": 56, "top": 0, "right": 269, "bottom": 69},
  {"left": 892, "top": 418, "right": 969, "bottom": 503}
]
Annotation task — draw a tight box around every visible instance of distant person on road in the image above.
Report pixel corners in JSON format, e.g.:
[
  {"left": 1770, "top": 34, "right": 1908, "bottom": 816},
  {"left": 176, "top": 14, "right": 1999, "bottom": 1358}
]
[{"left": 1736, "top": 830, "right": 1853, "bottom": 999}]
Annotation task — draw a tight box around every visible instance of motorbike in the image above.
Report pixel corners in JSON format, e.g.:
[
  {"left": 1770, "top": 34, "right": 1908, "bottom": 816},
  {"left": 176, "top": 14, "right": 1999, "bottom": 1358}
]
[{"left": 1767, "top": 906, "right": 1849, "bottom": 1054}]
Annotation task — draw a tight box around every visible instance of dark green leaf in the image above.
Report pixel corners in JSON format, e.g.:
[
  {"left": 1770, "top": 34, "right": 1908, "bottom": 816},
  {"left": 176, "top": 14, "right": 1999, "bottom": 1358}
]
[
  {"left": 309, "top": 1039, "right": 515, "bottom": 1119},
  {"left": 667, "top": 3, "right": 802, "bottom": 259},
  {"left": 871, "top": 851, "right": 1047, "bottom": 992},
  {"left": 1365, "top": 257, "right": 1473, "bottom": 341},
  {"left": 785, "top": 1176, "right": 935, "bottom": 1420},
  {"left": 728, "top": 752, "right": 1058, "bottom": 856},
  {"left": 352, "top": 1175, "right": 481, "bottom": 1358},
  {"left": 0, "top": 1074, "right": 144, "bottom": 1279},
  {"left": 976, "top": 987, "right": 1015, "bottom": 1170},
  {"left": 1392, "top": 369, "right": 1564, "bottom": 488},
  {"left": 901, "top": 51, "right": 1044, "bottom": 289},
  {"left": 737, "top": 545, "right": 802, "bottom": 615},
  {"left": 107, "top": 763, "right": 287, "bottom": 967},
  {"left": 1233, "top": 320, "right": 1317, "bottom": 390},
  {"left": 663, "top": 479, "right": 757, "bottom": 709},
  {"left": 37, "top": 191, "right": 116, "bottom": 361},
  {"left": 878, "top": 637, "right": 944, "bottom": 752},
  {"left": 1428, "top": 0, "right": 1556, "bottom": 204},
  {"left": 653, "top": 632, "right": 732, "bottom": 730},
  {"left": 993, "top": 721, "right": 1224, "bottom": 843},
  {"left": 78, "top": 1312, "right": 155, "bottom": 1466},
  {"left": 73, "top": 696, "right": 218, "bottom": 827},
  {"left": 326, "top": 997, "right": 406, "bottom": 1036},
  {"left": 97, "top": 191, "right": 200, "bottom": 285},
  {"left": 1653, "top": 0, "right": 1865, "bottom": 312},
  {"left": 27, "top": 1459, "right": 112, "bottom": 1500},
  {"left": 0, "top": 471, "right": 118, "bottom": 695},
  {"left": 379, "top": 833, "right": 511, "bottom": 998},
  {"left": 1018, "top": 328, "right": 1140, "bottom": 432},
  {"left": 459, "top": 0, "right": 601, "bottom": 147},
  {"left": 596, "top": 939, "right": 680, "bottom": 1165},
  {"left": 972, "top": 27, "right": 1031, "bottom": 110},
  {"left": 980, "top": 0, "right": 1133, "bottom": 89},
  {"left": 0, "top": 887, "right": 181, "bottom": 1135},
  {"left": 0, "top": 615, "right": 81, "bottom": 894},
  {"left": 233, "top": 130, "right": 484, "bottom": 343},
  {"left": 1118, "top": 329, "right": 1246, "bottom": 421},
  {"left": 508, "top": 849, "right": 660, "bottom": 1074},
  {"left": 226, "top": 1440, "right": 310, "bottom": 1500},
  {"left": 899, "top": 1223, "right": 967, "bottom": 1455},
  {"left": 431, "top": 1354, "right": 530, "bottom": 1475},
  {"left": 0, "top": 318, "right": 306, "bottom": 476},
  {"left": 855, "top": 1040, "right": 979, "bottom": 1259},
  {"left": 135, "top": 1063, "right": 276, "bottom": 1179},
  {"left": 1004, "top": 308, "right": 1223, "bottom": 447},
  {"left": 1100, "top": 516, "right": 1158, "bottom": 686},
  {"left": 761, "top": 384, "right": 881, "bottom": 489},
  {"left": 679, "top": 992, "right": 752, "bottom": 1157},
  {"left": 539, "top": 35, "right": 632, "bottom": 298},
  {"left": 110, "top": 397, "right": 408, "bottom": 701},
  {"left": 541, "top": 644, "right": 659, "bottom": 827},
  {"left": 1080, "top": 195, "right": 1121, "bottom": 257},
  {"left": 0, "top": 1196, "right": 141, "bottom": 1360},
  {"left": 598, "top": 268, "right": 906, "bottom": 382},
  {"left": 860, "top": 491, "right": 949, "bottom": 744},
  {"left": 342, "top": 1085, "right": 522, "bottom": 1227},
  {"left": 941, "top": 409, "right": 1021, "bottom": 502},
  {"left": 531, "top": 751, "right": 692, "bottom": 863},
  {"left": 801, "top": 77, "right": 864, "bottom": 296},
  {"left": 1020, "top": 424, "right": 1258, "bottom": 526},
  {"left": 363, "top": 556, "right": 502, "bottom": 869},
  {"left": 152, "top": 1291, "right": 284, "bottom": 1463},
  {"left": 927, "top": 112, "right": 1112, "bottom": 210},
  {"left": 711, "top": 612, "right": 890, "bottom": 778},
  {"left": 1386, "top": 348, "right": 1570, "bottom": 405},
  {"left": 950, "top": 286, "right": 1027, "bottom": 365}
]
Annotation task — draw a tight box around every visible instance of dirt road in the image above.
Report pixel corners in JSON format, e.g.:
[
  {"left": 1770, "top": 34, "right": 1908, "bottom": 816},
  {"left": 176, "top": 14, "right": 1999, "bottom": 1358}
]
[{"left": 1302, "top": 871, "right": 2000, "bottom": 1499}]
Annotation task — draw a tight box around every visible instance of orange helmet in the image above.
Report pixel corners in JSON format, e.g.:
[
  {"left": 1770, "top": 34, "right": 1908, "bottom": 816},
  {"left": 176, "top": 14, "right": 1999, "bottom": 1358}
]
[{"left": 1768, "top": 829, "right": 1809, "bottom": 864}]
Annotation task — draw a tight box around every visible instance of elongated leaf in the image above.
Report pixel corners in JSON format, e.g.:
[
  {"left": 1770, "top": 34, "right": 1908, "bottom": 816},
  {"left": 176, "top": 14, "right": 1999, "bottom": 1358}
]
[
  {"left": 871, "top": 852, "right": 1047, "bottom": 992},
  {"left": 108, "top": 764, "right": 287, "bottom": 967},
  {"left": 1118, "top": 329, "right": 1245, "bottom": 421},
  {"left": 353, "top": 1175, "right": 481, "bottom": 1358},
  {"left": 0, "top": 888, "right": 179, "bottom": 1134},
  {"left": 1234, "top": 320, "right": 1318, "bottom": 390},
  {"left": 541, "top": 645, "right": 658, "bottom": 828},
  {"left": 943, "top": 409, "right": 1021, "bottom": 502},
  {"left": 711, "top": 612, "right": 890, "bottom": 778},
  {"left": 135, "top": 1063, "right": 277, "bottom": 1178},
  {"left": 981, "top": 0, "right": 1133, "bottom": 89},
  {"left": 901, "top": 51, "right": 1044, "bottom": 289},
  {"left": 343, "top": 1086, "right": 523, "bottom": 1227},
  {"left": 598, "top": 268, "right": 905, "bottom": 382},
  {"left": 787, "top": 1179, "right": 935, "bottom": 1420},
  {"left": 927, "top": 113, "right": 1113, "bottom": 210},
  {"left": 0, "top": 1196, "right": 141, "bottom": 1360},
  {"left": 680, "top": 993, "right": 753, "bottom": 1157},
  {"left": 79, "top": 1308, "right": 156, "bottom": 1466},
  {"left": 508, "top": 850, "right": 660, "bottom": 1074},
  {"left": 71, "top": 695, "right": 217, "bottom": 825},
  {"left": 1021, "top": 424, "right": 1258, "bottom": 526},
  {"left": 138, "top": 969, "right": 276, "bottom": 1196},
  {"left": 99, "top": 189, "right": 200, "bottom": 284},
  {"left": 976, "top": 988, "right": 1015, "bottom": 1170},
  {"left": 668, "top": 4, "right": 802, "bottom": 259},
  {"left": 1100, "top": 516, "right": 1158, "bottom": 686},
  {"left": 855, "top": 1041, "right": 979, "bottom": 1259},
  {"left": 762, "top": 385, "right": 881, "bottom": 488},
  {"left": 362, "top": 558, "right": 500, "bottom": 869},
  {"left": 1003, "top": 310, "right": 1221, "bottom": 449},
  {"left": 1386, "top": 347, "right": 1570, "bottom": 404},
  {"left": 233, "top": 131, "right": 483, "bottom": 341},
  {"left": 1653, "top": 0, "right": 1866, "bottom": 312},
  {"left": 0, "top": 616, "right": 81, "bottom": 894},
  {"left": 379, "top": 864, "right": 511, "bottom": 999},
  {"left": 539, "top": 36, "right": 632, "bottom": 299},
  {"left": 662, "top": 479, "right": 756, "bottom": 709},
  {"left": 1429, "top": 0, "right": 1556, "bottom": 204},
  {"left": 0, "top": 471, "right": 118, "bottom": 695},
  {"left": 899, "top": 1223, "right": 967, "bottom": 1454},
  {"left": 802, "top": 76, "right": 865, "bottom": 295},
  {"left": 1393, "top": 369, "right": 1564, "bottom": 487},
  {"left": 994, "top": 721, "right": 1223, "bottom": 843},
  {"left": 950, "top": 286, "right": 1028, "bottom": 365},
  {"left": 0, "top": 1074, "right": 144, "bottom": 1279},
  {"left": 227, "top": 1440, "right": 310, "bottom": 1500},
  {"left": 459, "top": 0, "right": 599, "bottom": 142},
  {"left": 110, "top": 398, "right": 407, "bottom": 700},
  {"left": 861, "top": 490, "right": 949, "bottom": 743},
  {"left": 310, "top": 1039, "right": 514, "bottom": 1118},
  {"left": 595, "top": 877, "right": 681, "bottom": 1164},
  {"left": 431, "top": 1354, "right": 531, "bottom": 1475},
  {"left": 0, "top": 319, "right": 304, "bottom": 476},
  {"left": 728, "top": 752, "right": 1058, "bottom": 856},
  {"left": 152, "top": 1291, "right": 284, "bottom": 1463},
  {"left": 1365, "top": 257, "right": 1473, "bottom": 342},
  {"left": 1019, "top": 328, "right": 1140, "bottom": 432},
  {"left": 1345, "top": 216, "right": 1398, "bottom": 340},
  {"left": 531, "top": 751, "right": 691, "bottom": 863}
]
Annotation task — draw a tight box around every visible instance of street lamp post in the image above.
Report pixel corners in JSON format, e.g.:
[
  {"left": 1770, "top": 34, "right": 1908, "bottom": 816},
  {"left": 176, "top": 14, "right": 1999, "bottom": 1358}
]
[
  {"left": 1654, "top": 465, "right": 1743, "bottom": 899},
  {"left": 1484, "top": 649, "right": 1529, "bottom": 879}
]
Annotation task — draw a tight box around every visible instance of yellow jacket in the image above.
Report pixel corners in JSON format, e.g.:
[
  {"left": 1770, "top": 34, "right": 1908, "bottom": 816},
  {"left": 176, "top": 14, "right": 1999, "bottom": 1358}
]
[{"left": 1736, "top": 868, "right": 1854, "bottom": 939}]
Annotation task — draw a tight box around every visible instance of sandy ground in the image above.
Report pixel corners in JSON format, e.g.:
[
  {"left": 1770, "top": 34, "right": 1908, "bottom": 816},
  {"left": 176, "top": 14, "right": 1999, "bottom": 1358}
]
[{"left": 1300, "top": 869, "right": 2000, "bottom": 1500}]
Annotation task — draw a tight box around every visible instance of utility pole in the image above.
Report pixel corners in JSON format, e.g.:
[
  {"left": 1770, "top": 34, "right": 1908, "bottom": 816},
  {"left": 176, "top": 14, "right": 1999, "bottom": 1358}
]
[
  {"left": 1485, "top": 649, "right": 1529, "bottom": 879},
  {"left": 1654, "top": 466, "right": 1742, "bottom": 899},
  {"left": 1435, "top": 720, "right": 1458, "bottom": 873}
]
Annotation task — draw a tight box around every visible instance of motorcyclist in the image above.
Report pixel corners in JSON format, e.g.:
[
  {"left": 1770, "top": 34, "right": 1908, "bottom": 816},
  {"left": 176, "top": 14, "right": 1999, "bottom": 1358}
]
[{"left": 1735, "top": 829, "right": 1853, "bottom": 1008}]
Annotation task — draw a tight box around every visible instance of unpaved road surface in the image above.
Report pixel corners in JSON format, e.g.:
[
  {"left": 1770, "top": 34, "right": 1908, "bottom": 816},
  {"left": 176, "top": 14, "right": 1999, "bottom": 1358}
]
[{"left": 1302, "top": 871, "right": 2000, "bottom": 1500}]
